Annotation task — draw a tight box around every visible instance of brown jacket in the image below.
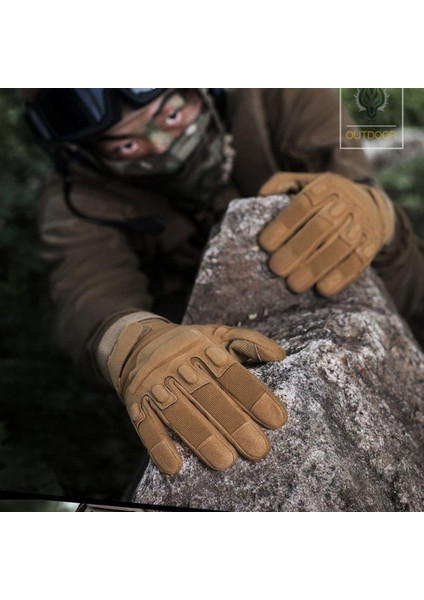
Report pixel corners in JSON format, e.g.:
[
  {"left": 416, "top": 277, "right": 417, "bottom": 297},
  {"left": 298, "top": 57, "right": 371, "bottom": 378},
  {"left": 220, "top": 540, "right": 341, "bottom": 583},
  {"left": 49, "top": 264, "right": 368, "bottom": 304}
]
[{"left": 38, "top": 89, "right": 424, "bottom": 376}]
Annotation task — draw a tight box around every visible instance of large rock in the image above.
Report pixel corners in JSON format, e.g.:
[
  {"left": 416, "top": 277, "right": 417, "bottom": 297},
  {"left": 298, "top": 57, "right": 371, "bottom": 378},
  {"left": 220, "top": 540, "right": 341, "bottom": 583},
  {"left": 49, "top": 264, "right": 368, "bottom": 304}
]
[{"left": 134, "top": 196, "right": 424, "bottom": 511}]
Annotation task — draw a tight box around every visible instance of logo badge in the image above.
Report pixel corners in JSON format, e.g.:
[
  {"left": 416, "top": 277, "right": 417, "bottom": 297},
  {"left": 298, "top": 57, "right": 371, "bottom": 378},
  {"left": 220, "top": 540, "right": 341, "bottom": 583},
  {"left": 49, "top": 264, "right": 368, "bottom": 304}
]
[{"left": 340, "top": 88, "right": 404, "bottom": 150}]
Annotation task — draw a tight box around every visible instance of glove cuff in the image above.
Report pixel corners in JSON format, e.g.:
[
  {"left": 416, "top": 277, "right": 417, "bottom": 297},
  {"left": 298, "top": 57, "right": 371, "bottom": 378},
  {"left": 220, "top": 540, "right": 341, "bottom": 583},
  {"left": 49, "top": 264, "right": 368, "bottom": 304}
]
[{"left": 96, "top": 311, "right": 169, "bottom": 386}]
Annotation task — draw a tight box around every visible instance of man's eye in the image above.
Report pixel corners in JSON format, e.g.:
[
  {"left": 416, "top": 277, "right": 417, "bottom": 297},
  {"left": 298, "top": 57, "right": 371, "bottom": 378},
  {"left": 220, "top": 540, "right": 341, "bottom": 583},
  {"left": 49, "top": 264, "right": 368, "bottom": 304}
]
[
  {"left": 165, "top": 109, "right": 181, "bottom": 125},
  {"left": 118, "top": 140, "right": 138, "bottom": 154}
]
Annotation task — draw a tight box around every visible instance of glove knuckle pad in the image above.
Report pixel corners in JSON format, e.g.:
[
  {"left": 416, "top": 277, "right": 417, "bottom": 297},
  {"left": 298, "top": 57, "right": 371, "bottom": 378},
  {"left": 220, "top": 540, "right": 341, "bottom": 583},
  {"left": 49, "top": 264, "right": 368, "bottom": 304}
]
[
  {"left": 151, "top": 383, "right": 177, "bottom": 409},
  {"left": 177, "top": 363, "right": 200, "bottom": 385},
  {"left": 128, "top": 402, "right": 146, "bottom": 425},
  {"left": 204, "top": 345, "right": 230, "bottom": 367}
]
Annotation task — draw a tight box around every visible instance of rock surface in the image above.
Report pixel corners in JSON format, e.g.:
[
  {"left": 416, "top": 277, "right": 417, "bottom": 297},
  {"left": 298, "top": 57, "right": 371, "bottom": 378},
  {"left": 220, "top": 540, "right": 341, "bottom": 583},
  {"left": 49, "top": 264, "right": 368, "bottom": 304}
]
[{"left": 134, "top": 196, "right": 424, "bottom": 511}]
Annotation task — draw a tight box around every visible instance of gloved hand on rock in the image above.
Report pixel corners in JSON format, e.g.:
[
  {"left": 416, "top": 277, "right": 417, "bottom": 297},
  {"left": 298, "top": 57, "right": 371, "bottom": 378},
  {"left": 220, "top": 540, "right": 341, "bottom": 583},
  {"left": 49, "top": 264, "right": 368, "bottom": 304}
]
[
  {"left": 258, "top": 171, "right": 395, "bottom": 297},
  {"left": 103, "top": 318, "right": 288, "bottom": 475}
]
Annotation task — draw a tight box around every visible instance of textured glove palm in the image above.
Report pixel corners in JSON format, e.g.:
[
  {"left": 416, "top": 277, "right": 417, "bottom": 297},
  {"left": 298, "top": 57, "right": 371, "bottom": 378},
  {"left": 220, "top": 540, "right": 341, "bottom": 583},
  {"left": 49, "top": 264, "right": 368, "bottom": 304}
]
[
  {"left": 107, "top": 320, "right": 288, "bottom": 475},
  {"left": 259, "top": 171, "right": 395, "bottom": 296}
]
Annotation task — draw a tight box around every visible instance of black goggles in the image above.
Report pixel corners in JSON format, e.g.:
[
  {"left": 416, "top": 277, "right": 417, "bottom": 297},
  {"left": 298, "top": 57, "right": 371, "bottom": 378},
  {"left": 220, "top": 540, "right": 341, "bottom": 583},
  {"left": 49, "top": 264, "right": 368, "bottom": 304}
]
[{"left": 26, "top": 88, "right": 166, "bottom": 143}]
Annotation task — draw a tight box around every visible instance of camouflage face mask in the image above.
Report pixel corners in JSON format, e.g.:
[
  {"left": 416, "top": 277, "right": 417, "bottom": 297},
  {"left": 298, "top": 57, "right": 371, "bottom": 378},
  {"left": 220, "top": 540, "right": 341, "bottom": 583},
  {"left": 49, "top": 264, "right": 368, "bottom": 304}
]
[{"left": 97, "top": 90, "right": 236, "bottom": 205}]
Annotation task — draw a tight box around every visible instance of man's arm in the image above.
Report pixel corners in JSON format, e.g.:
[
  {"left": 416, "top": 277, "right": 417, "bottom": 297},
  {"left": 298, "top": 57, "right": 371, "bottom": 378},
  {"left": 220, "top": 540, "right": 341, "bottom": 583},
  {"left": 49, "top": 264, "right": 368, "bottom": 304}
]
[
  {"left": 38, "top": 176, "right": 155, "bottom": 380},
  {"left": 38, "top": 173, "right": 289, "bottom": 474}
]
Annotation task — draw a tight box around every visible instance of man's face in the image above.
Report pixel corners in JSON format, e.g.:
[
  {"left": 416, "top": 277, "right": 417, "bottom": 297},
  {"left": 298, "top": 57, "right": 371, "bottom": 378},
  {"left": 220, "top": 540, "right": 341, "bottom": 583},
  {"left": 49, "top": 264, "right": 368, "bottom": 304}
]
[{"left": 95, "top": 90, "right": 203, "bottom": 161}]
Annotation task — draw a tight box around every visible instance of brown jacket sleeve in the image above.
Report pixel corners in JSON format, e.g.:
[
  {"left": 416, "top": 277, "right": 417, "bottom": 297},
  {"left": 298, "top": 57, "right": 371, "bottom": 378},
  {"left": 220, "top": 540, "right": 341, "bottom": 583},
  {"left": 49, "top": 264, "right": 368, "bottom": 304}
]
[
  {"left": 262, "top": 88, "right": 424, "bottom": 319},
  {"left": 372, "top": 203, "right": 424, "bottom": 319},
  {"left": 38, "top": 176, "right": 154, "bottom": 375}
]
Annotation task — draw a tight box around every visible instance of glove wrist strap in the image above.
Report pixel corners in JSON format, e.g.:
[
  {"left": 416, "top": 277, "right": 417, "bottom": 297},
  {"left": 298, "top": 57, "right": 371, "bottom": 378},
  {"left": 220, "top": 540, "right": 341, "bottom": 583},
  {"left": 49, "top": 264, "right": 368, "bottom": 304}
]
[{"left": 96, "top": 311, "right": 169, "bottom": 385}]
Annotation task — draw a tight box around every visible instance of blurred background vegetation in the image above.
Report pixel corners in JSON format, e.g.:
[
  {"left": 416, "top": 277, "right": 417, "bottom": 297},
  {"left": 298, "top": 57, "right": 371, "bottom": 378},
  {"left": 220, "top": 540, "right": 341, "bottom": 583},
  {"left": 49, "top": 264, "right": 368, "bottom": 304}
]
[
  {"left": 342, "top": 88, "right": 424, "bottom": 235},
  {"left": 1, "top": 89, "right": 424, "bottom": 511},
  {"left": 0, "top": 89, "right": 146, "bottom": 511}
]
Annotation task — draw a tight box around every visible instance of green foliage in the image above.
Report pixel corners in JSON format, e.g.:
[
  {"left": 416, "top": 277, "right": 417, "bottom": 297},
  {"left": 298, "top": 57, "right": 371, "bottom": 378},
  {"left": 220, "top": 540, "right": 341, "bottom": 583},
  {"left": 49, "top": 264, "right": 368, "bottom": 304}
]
[
  {"left": 379, "top": 154, "right": 424, "bottom": 211},
  {"left": 0, "top": 90, "right": 51, "bottom": 289},
  {"left": 374, "top": 153, "right": 424, "bottom": 243}
]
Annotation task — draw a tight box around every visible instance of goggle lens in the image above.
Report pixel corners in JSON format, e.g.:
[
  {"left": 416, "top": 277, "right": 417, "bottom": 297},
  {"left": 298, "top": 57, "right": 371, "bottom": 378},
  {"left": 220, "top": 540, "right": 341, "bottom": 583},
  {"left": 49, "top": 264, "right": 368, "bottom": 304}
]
[{"left": 28, "top": 88, "right": 165, "bottom": 142}]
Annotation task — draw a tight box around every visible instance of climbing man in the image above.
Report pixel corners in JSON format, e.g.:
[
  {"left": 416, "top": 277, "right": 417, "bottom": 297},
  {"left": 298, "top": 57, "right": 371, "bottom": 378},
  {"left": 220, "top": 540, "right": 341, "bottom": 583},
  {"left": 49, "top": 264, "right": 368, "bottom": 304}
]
[{"left": 23, "top": 88, "right": 424, "bottom": 475}]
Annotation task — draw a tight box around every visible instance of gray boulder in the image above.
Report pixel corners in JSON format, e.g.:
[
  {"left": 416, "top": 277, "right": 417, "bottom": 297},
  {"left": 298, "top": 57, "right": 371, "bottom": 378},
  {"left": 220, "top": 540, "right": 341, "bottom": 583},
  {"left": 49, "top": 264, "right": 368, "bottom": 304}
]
[{"left": 133, "top": 196, "right": 424, "bottom": 511}]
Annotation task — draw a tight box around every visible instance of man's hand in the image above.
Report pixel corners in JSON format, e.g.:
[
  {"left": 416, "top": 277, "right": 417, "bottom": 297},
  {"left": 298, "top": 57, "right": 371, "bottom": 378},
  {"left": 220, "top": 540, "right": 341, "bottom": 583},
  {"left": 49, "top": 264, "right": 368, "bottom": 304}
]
[
  {"left": 258, "top": 171, "right": 395, "bottom": 297},
  {"left": 107, "top": 319, "right": 288, "bottom": 475}
]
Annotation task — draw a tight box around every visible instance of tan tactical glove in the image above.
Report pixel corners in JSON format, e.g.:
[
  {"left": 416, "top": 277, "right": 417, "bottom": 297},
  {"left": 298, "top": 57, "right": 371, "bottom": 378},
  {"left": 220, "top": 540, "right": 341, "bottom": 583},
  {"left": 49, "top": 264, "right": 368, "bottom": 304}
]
[
  {"left": 106, "top": 319, "right": 288, "bottom": 476},
  {"left": 258, "top": 171, "right": 395, "bottom": 297}
]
